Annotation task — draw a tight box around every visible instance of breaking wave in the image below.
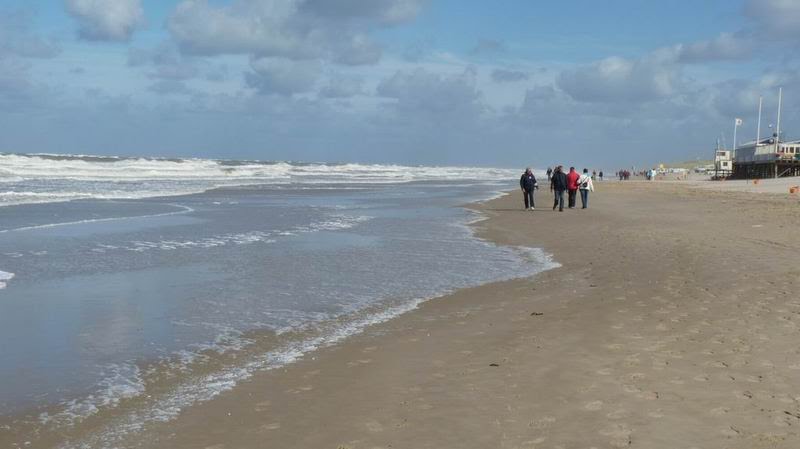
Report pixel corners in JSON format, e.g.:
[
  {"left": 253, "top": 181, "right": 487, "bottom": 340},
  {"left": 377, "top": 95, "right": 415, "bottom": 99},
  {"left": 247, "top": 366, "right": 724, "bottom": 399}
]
[{"left": 0, "top": 153, "right": 517, "bottom": 207}]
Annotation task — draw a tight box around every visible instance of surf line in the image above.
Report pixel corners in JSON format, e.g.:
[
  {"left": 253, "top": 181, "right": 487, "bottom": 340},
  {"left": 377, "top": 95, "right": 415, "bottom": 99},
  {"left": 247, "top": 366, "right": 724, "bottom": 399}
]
[{"left": 0, "top": 204, "right": 195, "bottom": 234}]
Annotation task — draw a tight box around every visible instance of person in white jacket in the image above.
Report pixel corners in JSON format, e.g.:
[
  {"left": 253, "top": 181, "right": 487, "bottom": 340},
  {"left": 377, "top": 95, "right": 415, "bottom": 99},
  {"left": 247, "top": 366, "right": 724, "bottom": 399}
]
[{"left": 577, "top": 168, "right": 594, "bottom": 209}]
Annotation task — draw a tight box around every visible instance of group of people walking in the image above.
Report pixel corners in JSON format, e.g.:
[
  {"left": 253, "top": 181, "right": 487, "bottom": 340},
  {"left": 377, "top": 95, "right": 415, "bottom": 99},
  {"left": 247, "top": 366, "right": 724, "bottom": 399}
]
[{"left": 519, "top": 166, "right": 595, "bottom": 212}]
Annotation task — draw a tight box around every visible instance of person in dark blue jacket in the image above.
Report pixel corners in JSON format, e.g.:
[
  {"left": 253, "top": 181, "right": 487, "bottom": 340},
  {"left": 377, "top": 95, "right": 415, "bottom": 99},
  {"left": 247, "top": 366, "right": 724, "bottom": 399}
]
[
  {"left": 550, "top": 165, "right": 568, "bottom": 211},
  {"left": 519, "top": 167, "right": 538, "bottom": 210}
]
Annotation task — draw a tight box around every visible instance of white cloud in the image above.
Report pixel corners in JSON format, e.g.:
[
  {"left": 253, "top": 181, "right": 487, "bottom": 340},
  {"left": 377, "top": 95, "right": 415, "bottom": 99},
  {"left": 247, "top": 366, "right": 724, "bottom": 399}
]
[
  {"left": 554, "top": 31, "right": 751, "bottom": 105},
  {"left": 672, "top": 33, "right": 753, "bottom": 63},
  {"left": 745, "top": 0, "right": 800, "bottom": 37},
  {"left": 0, "top": 9, "right": 60, "bottom": 58},
  {"left": 167, "top": 0, "right": 423, "bottom": 65},
  {"left": 491, "top": 69, "right": 529, "bottom": 83},
  {"left": 65, "top": 0, "right": 144, "bottom": 41},
  {"left": 245, "top": 57, "right": 321, "bottom": 95},
  {"left": 376, "top": 67, "right": 484, "bottom": 119},
  {"left": 128, "top": 44, "right": 199, "bottom": 80},
  {"left": 148, "top": 79, "right": 193, "bottom": 96},
  {"left": 299, "top": 0, "right": 424, "bottom": 25},
  {"left": 319, "top": 75, "right": 364, "bottom": 98},
  {"left": 168, "top": 0, "right": 309, "bottom": 58},
  {"left": 557, "top": 55, "right": 681, "bottom": 103}
]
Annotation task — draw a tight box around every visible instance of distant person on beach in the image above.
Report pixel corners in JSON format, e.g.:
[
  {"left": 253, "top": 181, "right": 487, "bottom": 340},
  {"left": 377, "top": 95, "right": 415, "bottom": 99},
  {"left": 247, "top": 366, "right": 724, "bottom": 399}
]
[
  {"left": 519, "top": 167, "right": 538, "bottom": 210},
  {"left": 592, "top": 170, "right": 597, "bottom": 181},
  {"left": 599, "top": 171, "right": 604, "bottom": 181},
  {"left": 546, "top": 167, "right": 552, "bottom": 181},
  {"left": 566, "top": 166, "right": 580, "bottom": 209},
  {"left": 578, "top": 168, "right": 594, "bottom": 209},
  {"left": 550, "top": 166, "right": 567, "bottom": 212}
]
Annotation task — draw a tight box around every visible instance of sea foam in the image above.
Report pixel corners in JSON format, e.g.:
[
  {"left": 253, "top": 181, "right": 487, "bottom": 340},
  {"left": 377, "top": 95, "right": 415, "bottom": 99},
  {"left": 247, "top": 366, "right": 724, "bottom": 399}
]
[
  {"left": 0, "top": 153, "right": 518, "bottom": 207},
  {"left": 0, "top": 270, "right": 14, "bottom": 289}
]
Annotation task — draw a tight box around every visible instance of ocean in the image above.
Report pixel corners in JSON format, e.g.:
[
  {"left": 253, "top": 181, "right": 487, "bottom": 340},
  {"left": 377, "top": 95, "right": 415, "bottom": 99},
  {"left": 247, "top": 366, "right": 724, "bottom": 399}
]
[{"left": 0, "top": 153, "right": 557, "bottom": 447}]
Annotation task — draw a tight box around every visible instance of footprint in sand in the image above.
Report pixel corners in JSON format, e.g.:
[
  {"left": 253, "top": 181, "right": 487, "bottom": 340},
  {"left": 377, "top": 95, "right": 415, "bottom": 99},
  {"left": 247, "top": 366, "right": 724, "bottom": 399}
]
[
  {"left": 520, "top": 437, "right": 547, "bottom": 447},
  {"left": 624, "top": 354, "right": 641, "bottom": 367},
  {"left": 346, "top": 359, "right": 372, "bottom": 367},
  {"left": 639, "top": 391, "right": 660, "bottom": 401},
  {"left": 622, "top": 384, "right": 642, "bottom": 394},
  {"left": 599, "top": 424, "right": 633, "bottom": 448},
  {"left": 720, "top": 426, "right": 742, "bottom": 437},
  {"left": 734, "top": 390, "right": 754, "bottom": 400},
  {"left": 606, "top": 409, "right": 629, "bottom": 420},
  {"left": 254, "top": 400, "right": 271, "bottom": 412},
  {"left": 773, "top": 415, "right": 793, "bottom": 427},
  {"left": 710, "top": 407, "right": 729, "bottom": 416},
  {"left": 584, "top": 400, "right": 604, "bottom": 411},
  {"left": 528, "top": 416, "right": 556, "bottom": 429},
  {"left": 365, "top": 420, "right": 384, "bottom": 432}
]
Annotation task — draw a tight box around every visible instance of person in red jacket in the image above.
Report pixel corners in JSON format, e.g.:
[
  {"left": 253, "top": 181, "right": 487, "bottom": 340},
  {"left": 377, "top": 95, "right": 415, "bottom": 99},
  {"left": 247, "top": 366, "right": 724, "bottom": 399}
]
[{"left": 566, "top": 166, "right": 580, "bottom": 209}]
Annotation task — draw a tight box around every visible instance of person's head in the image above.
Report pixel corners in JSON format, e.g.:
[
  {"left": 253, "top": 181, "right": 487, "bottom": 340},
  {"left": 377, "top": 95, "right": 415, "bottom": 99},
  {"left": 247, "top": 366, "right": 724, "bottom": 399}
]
[
  {"left": 583, "top": 168, "right": 589, "bottom": 174},
  {"left": 525, "top": 167, "right": 532, "bottom": 174},
  {"left": 557, "top": 165, "right": 563, "bottom": 172},
  {"left": 569, "top": 166, "right": 575, "bottom": 172}
]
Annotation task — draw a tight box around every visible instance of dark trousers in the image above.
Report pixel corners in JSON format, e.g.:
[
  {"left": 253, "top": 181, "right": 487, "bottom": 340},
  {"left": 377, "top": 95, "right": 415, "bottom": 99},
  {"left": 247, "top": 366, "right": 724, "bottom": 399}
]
[
  {"left": 522, "top": 190, "right": 535, "bottom": 209},
  {"left": 568, "top": 189, "right": 577, "bottom": 208},
  {"left": 580, "top": 189, "right": 589, "bottom": 208},
  {"left": 552, "top": 190, "right": 565, "bottom": 211}
]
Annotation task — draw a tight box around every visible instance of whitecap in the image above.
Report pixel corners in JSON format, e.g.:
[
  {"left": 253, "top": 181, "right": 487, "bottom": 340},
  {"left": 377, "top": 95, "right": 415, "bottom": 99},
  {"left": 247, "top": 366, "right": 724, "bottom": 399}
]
[{"left": 0, "top": 270, "right": 14, "bottom": 289}]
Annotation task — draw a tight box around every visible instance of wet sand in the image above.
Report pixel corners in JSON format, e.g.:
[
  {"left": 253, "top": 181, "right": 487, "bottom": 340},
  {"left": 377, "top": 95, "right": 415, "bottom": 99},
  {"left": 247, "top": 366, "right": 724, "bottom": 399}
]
[{"left": 11, "top": 181, "right": 800, "bottom": 448}]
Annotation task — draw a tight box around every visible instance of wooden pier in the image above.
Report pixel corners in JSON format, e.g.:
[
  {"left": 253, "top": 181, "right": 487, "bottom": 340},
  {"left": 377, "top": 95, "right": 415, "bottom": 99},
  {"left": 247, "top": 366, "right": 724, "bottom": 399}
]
[{"left": 731, "top": 160, "right": 800, "bottom": 179}]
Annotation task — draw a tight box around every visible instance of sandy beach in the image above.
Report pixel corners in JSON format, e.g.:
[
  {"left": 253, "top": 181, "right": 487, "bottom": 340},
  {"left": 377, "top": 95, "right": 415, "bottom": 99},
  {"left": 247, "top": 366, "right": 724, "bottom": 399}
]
[{"left": 7, "top": 180, "right": 800, "bottom": 448}]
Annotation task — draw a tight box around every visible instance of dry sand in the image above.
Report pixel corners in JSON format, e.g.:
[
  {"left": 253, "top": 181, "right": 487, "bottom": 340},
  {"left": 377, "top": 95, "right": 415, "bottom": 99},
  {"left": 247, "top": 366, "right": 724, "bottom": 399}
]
[
  {"left": 14, "top": 181, "right": 800, "bottom": 448},
  {"left": 698, "top": 178, "right": 800, "bottom": 194}
]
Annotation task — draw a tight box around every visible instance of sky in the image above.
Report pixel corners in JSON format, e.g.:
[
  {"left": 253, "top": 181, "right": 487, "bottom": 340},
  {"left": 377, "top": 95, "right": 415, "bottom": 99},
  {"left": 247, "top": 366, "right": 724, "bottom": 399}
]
[{"left": 1, "top": 0, "right": 800, "bottom": 168}]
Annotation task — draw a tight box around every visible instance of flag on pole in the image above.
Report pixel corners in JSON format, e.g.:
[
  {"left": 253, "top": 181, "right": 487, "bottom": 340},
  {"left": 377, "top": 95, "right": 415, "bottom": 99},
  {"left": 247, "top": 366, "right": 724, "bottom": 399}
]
[{"left": 735, "top": 118, "right": 743, "bottom": 126}]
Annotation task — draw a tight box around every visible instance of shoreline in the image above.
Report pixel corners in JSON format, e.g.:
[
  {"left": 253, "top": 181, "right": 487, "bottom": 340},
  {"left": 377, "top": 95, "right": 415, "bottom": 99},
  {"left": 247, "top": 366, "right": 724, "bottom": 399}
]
[
  {"left": 6, "top": 181, "right": 800, "bottom": 448},
  {"left": 0, "top": 183, "right": 549, "bottom": 447}
]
